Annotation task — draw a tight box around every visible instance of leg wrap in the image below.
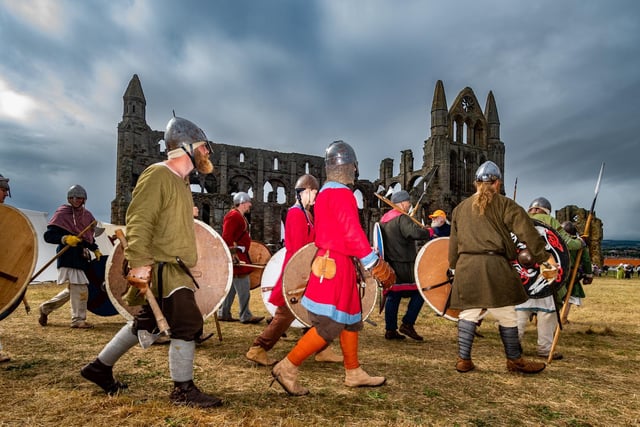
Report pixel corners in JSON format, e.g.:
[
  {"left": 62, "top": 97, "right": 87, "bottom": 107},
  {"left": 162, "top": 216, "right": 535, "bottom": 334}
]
[
  {"left": 169, "top": 339, "right": 195, "bottom": 383},
  {"left": 98, "top": 322, "right": 138, "bottom": 366},
  {"left": 499, "top": 325, "right": 522, "bottom": 360},
  {"left": 457, "top": 320, "right": 476, "bottom": 360},
  {"left": 340, "top": 330, "right": 360, "bottom": 370}
]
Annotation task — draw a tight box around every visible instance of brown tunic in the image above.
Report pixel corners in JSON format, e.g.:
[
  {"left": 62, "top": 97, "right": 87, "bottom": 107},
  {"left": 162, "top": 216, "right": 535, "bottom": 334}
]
[{"left": 448, "top": 193, "right": 548, "bottom": 310}]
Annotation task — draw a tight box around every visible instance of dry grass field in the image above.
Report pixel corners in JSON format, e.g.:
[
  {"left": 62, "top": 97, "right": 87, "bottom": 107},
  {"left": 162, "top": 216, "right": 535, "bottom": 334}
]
[{"left": 1, "top": 276, "right": 639, "bottom": 427}]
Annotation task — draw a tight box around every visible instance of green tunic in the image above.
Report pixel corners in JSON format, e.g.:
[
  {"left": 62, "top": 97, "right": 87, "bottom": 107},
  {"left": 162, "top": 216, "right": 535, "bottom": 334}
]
[
  {"left": 125, "top": 163, "right": 197, "bottom": 297},
  {"left": 449, "top": 193, "right": 548, "bottom": 310}
]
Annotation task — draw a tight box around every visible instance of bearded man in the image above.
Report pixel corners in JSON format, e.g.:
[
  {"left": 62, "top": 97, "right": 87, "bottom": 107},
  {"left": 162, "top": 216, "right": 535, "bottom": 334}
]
[{"left": 81, "top": 115, "right": 222, "bottom": 408}]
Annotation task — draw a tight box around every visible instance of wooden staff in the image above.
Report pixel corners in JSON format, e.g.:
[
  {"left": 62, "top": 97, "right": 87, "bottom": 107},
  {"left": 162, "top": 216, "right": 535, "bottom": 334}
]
[
  {"left": 30, "top": 220, "right": 97, "bottom": 282},
  {"left": 547, "top": 163, "right": 604, "bottom": 364},
  {"left": 374, "top": 193, "right": 426, "bottom": 228}
]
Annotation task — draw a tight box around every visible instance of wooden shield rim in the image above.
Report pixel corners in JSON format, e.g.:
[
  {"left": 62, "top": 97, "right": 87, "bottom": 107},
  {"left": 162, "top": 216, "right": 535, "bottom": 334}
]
[
  {"left": 249, "top": 241, "right": 272, "bottom": 290},
  {"left": 105, "top": 238, "right": 138, "bottom": 321},
  {"left": 259, "top": 247, "right": 305, "bottom": 328},
  {"left": 512, "top": 219, "right": 571, "bottom": 299},
  {"left": 283, "top": 243, "right": 377, "bottom": 327},
  {"left": 415, "top": 237, "right": 460, "bottom": 321},
  {"left": 193, "top": 219, "right": 234, "bottom": 319},
  {"left": 0, "top": 205, "right": 38, "bottom": 321}
]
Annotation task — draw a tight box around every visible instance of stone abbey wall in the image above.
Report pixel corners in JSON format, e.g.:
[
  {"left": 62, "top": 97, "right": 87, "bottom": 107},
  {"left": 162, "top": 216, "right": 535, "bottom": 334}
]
[{"left": 111, "top": 74, "right": 602, "bottom": 263}]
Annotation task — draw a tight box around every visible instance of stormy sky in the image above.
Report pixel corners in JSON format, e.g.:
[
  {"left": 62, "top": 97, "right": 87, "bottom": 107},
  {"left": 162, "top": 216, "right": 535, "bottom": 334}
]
[{"left": 1, "top": 0, "right": 638, "bottom": 240}]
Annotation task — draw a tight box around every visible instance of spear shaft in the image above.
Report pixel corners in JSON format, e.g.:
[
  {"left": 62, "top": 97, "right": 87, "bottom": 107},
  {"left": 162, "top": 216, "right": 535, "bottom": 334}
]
[{"left": 547, "top": 162, "right": 604, "bottom": 364}]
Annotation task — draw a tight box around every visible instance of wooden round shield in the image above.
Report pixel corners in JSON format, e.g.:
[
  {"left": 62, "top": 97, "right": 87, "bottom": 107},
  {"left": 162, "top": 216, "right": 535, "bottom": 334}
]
[
  {"left": 0, "top": 205, "right": 38, "bottom": 321},
  {"left": 260, "top": 247, "right": 304, "bottom": 328},
  {"left": 282, "top": 243, "right": 377, "bottom": 327},
  {"left": 249, "top": 241, "right": 271, "bottom": 290},
  {"left": 512, "top": 219, "right": 571, "bottom": 299},
  {"left": 415, "top": 237, "right": 460, "bottom": 321},
  {"left": 105, "top": 221, "right": 233, "bottom": 321}
]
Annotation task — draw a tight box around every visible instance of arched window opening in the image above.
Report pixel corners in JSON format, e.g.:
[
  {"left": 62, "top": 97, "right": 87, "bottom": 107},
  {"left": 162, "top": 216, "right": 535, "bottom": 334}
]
[
  {"left": 273, "top": 157, "right": 279, "bottom": 170},
  {"left": 239, "top": 152, "right": 245, "bottom": 163},
  {"left": 354, "top": 189, "right": 364, "bottom": 209}
]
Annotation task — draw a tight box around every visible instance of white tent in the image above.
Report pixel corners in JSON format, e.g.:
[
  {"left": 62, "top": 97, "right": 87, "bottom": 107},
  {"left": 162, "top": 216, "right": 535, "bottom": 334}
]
[{"left": 19, "top": 208, "right": 118, "bottom": 283}]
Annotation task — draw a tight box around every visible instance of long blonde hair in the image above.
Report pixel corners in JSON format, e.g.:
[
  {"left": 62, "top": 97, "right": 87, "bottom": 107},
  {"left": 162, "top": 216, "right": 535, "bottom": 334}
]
[{"left": 472, "top": 181, "right": 498, "bottom": 215}]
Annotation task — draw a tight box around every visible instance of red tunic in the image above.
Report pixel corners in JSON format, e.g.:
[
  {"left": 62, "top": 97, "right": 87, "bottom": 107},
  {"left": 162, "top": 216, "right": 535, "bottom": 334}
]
[
  {"left": 301, "top": 183, "right": 376, "bottom": 324},
  {"left": 222, "top": 208, "right": 252, "bottom": 276},
  {"left": 269, "top": 205, "right": 315, "bottom": 307}
]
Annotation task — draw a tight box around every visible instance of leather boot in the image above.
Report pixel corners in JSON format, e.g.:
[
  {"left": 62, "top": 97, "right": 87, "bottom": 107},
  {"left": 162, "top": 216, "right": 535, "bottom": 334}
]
[
  {"left": 344, "top": 366, "right": 386, "bottom": 387},
  {"left": 81, "top": 358, "right": 128, "bottom": 395},
  {"left": 455, "top": 357, "right": 475, "bottom": 373},
  {"left": 506, "top": 357, "right": 546, "bottom": 374},
  {"left": 245, "top": 345, "right": 277, "bottom": 366},
  {"left": 314, "top": 346, "right": 343, "bottom": 363},
  {"left": 399, "top": 323, "right": 423, "bottom": 341},
  {"left": 169, "top": 380, "right": 223, "bottom": 408},
  {"left": 271, "top": 358, "right": 309, "bottom": 396}
]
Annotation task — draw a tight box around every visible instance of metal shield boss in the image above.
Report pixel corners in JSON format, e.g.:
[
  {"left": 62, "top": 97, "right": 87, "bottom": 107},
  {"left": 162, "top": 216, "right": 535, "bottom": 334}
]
[
  {"left": 259, "top": 247, "right": 305, "bottom": 328},
  {"left": 415, "top": 237, "right": 460, "bottom": 321},
  {"left": 0, "top": 205, "right": 38, "bottom": 321},
  {"left": 248, "top": 241, "right": 272, "bottom": 290},
  {"left": 105, "top": 220, "right": 233, "bottom": 321},
  {"left": 282, "top": 243, "right": 377, "bottom": 327},
  {"left": 512, "top": 219, "right": 570, "bottom": 299}
]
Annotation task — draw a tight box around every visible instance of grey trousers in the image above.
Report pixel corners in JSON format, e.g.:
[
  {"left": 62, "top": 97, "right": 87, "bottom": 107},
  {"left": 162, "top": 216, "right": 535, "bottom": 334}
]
[
  {"left": 39, "top": 283, "right": 88, "bottom": 324},
  {"left": 217, "top": 275, "right": 253, "bottom": 322}
]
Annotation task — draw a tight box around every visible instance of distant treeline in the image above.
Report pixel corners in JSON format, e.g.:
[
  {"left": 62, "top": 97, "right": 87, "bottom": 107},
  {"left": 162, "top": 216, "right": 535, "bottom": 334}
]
[{"left": 602, "top": 240, "right": 640, "bottom": 258}]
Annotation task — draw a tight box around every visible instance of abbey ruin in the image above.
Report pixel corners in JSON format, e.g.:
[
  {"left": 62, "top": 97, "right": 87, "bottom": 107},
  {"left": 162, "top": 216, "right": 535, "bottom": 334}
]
[{"left": 111, "top": 75, "right": 602, "bottom": 264}]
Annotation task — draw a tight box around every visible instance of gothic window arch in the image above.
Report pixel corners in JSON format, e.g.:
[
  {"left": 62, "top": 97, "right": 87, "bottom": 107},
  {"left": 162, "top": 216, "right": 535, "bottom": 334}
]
[
  {"left": 273, "top": 157, "right": 279, "bottom": 170},
  {"left": 264, "top": 179, "right": 287, "bottom": 204},
  {"left": 353, "top": 188, "right": 364, "bottom": 210},
  {"left": 228, "top": 175, "right": 253, "bottom": 196},
  {"left": 239, "top": 152, "right": 245, "bottom": 163},
  {"left": 305, "top": 161, "right": 310, "bottom": 174}
]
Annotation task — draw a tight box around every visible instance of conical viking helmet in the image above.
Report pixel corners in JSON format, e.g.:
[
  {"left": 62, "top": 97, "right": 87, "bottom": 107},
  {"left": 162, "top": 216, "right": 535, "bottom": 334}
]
[
  {"left": 164, "top": 115, "right": 212, "bottom": 155},
  {"left": 474, "top": 161, "right": 502, "bottom": 182},
  {"left": 67, "top": 184, "right": 87, "bottom": 200}
]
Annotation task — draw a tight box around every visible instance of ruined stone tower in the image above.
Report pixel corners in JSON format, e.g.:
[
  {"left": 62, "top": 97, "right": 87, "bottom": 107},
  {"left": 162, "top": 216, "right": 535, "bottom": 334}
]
[
  {"left": 111, "top": 74, "right": 325, "bottom": 246},
  {"left": 374, "top": 80, "right": 505, "bottom": 222}
]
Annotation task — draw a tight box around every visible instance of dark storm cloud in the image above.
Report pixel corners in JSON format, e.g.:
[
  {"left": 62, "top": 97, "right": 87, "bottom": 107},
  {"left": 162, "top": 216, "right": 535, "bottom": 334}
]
[{"left": 1, "top": 0, "right": 638, "bottom": 239}]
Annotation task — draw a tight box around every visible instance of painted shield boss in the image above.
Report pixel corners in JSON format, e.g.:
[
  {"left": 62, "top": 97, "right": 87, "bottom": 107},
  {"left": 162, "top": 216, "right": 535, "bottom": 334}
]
[
  {"left": 283, "top": 243, "right": 377, "bottom": 327},
  {"left": 0, "top": 205, "right": 37, "bottom": 321},
  {"left": 249, "top": 241, "right": 271, "bottom": 290},
  {"left": 415, "top": 237, "right": 460, "bottom": 321},
  {"left": 512, "top": 219, "right": 571, "bottom": 299}
]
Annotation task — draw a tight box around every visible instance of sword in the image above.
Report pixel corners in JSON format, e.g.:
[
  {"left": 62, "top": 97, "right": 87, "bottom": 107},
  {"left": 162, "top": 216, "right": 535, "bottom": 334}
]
[{"left": 547, "top": 162, "right": 604, "bottom": 364}]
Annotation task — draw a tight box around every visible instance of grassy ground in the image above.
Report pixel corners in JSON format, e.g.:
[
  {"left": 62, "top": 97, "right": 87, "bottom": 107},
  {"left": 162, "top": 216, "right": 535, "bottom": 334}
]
[{"left": 1, "top": 276, "right": 638, "bottom": 427}]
